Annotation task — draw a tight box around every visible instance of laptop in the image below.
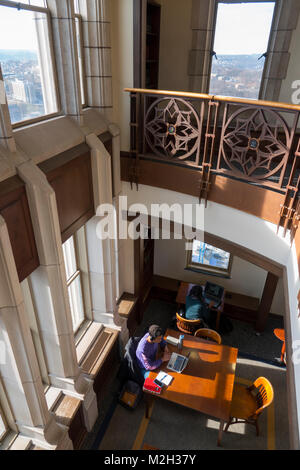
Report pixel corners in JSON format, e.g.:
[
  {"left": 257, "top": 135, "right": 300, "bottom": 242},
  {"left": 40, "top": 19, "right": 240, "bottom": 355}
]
[
  {"left": 167, "top": 352, "right": 190, "bottom": 374},
  {"left": 204, "top": 281, "right": 224, "bottom": 308}
]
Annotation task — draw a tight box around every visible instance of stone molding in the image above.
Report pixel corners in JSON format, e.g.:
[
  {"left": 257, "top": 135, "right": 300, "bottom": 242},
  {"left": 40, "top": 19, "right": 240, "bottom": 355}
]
[{"left": 188, "top": 0, "right": 300, "bottom": 100}]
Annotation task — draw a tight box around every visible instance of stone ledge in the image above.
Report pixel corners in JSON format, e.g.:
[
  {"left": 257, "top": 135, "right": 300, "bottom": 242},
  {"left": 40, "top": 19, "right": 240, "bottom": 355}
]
[{"left": 79, "top": 327, "right": 119, "bottom": 379}]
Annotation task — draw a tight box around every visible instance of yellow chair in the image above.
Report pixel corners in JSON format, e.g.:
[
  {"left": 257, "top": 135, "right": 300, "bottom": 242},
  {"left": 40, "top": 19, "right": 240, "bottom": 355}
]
[
  {"left": 176, "top": 312, "right": 204, "bottom": 335},
  {"left": 194, "top": 328, "right": 222, "bottom": 344},
  {"left": 224, "top": 377, "right": 274, "bottom": 436}
]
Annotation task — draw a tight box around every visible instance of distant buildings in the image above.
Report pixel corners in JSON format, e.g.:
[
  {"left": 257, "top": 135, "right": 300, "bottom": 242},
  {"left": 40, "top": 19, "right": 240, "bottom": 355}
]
[
  {"left": 210, "top": 54, "right": 264, "bottom": 99},
  {"left": 1, "top": 51, "right": 45, "bottom": 123}
]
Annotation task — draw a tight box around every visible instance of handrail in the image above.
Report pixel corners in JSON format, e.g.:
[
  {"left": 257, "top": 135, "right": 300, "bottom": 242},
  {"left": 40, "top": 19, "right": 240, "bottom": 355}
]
[{"left": 124, "top": 87, "right": 300, "bottom": 113}]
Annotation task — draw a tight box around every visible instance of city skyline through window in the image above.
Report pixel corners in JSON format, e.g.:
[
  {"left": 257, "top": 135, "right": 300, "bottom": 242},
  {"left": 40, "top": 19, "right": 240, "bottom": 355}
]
[
  {"left": 0, "top": 3, "right": 58, "bottom": 125},
  {"left": 209, "top": 1, "right": 276, "bottom": 99}
]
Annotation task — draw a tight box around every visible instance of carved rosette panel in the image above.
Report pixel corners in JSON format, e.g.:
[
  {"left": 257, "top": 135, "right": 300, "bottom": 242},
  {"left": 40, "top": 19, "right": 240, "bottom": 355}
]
[
  {"left": 144, "top": 98, "right": 202, "bottom": 164},
  {"left": 218, "top": 106, "right": 293, "bottom": 184}
]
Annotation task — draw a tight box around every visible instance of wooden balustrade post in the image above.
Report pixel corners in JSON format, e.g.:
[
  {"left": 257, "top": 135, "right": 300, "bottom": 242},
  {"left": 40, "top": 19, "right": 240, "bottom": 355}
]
[{"left": 255, "top": 272, "right": 279, "bottom": 333}]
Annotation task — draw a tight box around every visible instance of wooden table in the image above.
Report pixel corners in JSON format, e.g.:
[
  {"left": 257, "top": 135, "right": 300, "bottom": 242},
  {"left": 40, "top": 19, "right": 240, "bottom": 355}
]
[
  {"left": 176, "top": 282, "right": 225, "bottom": 331},
  {"left": 145, "top": 329, "right": 238, "bottom": 446}
]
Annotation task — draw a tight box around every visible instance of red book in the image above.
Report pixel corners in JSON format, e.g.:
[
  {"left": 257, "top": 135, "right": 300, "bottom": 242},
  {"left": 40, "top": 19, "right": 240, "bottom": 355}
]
[{"left": 143, "top": 377, "right": 162, "bottom": 395}]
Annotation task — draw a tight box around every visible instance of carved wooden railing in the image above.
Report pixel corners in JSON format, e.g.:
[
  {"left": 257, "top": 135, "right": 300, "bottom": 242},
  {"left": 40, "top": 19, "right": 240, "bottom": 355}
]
[{"left": 124, "top": 87, "right": 300, "bottom": 241}]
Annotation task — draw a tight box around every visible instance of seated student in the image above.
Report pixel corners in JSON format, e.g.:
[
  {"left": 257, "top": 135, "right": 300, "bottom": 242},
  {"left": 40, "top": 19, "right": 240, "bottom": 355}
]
[
  {"left": 185, "top": 285, "right": 214, "bottom": 326},
  {"left": 136, "top": 324, "right": 171, "bottom": 378}
]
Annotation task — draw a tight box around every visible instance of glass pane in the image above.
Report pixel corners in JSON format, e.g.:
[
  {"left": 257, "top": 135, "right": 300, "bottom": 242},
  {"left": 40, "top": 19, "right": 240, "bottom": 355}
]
[
  {"left": 192, "top": 241, "right": 230, "bottom": 270},
  {"left": 62, "top": 237, "right": 77, "bottom": 281},
  {"left": 0, "top": 411, "right": 7, "bottom": 441},
  {"left": 74, "top": 0, "right": 80, "bottom": 14},
  {"left": 0, "top": 5, "right": 58, "bottom": 124},
  {"left": 75, "top": 17, "right": 86, "bottom": 105},
  {"left": 21, "top": 1, "right": 47, "bottom": 6},
  {"left": 209, "top": 2, "right": 275, "bottom": 99},
  {"left": 68, "top": 276, "right": 85, "bottom": 332}
]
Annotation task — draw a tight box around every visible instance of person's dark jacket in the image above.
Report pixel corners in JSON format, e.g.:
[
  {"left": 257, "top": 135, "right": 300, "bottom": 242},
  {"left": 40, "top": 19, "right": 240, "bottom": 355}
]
[
  {"left": 117, "top": 336, "right": 144, "bottom": 386},
  {"left": 185, "top": 294, "right": 210, "bottom": 323}
]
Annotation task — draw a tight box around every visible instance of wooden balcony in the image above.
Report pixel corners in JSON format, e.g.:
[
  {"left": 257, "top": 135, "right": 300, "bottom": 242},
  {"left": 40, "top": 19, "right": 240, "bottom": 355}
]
[{"left": 122, "top": 87, "right": 300, "bottom": 243}]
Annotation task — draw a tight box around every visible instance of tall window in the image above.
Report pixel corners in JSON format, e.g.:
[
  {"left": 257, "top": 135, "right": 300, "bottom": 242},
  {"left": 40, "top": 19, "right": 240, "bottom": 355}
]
[
  {"left": 63, "top": 232, "right": 87, "bottom": 335},
  {"left": 0, "top": 0, "right": 59, "bottom": 126},
  {"left": 209, "top": 1, "right": 275, "bottom": 99},
  {"left": 186, "top": 240, "right": 233, "bottom": 278}
]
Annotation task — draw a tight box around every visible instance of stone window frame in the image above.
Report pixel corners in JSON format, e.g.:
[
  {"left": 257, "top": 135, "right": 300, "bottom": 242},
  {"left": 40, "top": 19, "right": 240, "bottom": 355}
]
[
  {"left": 21, "top": 277, "right": 51, "bottom": 390},
  {"left": 189, "top": 0, "right": 300, "bottom": 102}
]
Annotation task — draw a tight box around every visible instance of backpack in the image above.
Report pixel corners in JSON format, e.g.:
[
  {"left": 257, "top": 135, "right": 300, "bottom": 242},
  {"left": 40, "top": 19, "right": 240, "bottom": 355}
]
[{"left": 118, "top": 379, "right": 143, "bottom": 410}]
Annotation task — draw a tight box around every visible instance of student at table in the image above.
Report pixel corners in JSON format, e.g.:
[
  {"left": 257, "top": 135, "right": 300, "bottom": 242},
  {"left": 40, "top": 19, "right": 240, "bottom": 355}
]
[
  {"left": 136, "top": 325, "right": 171, "bottom": 378},
  {"left": 185, "top": 285, "right": 214, "bottom": 326}
]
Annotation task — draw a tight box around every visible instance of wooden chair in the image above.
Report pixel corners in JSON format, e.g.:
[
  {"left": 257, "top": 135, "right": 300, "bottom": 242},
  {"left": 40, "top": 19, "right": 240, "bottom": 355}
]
[
  {"left": 176, "top": 312, "right": 204, "bottom": 335},
  {"left": 224, "top": 377, "right": 274, "bottom": 436},
  {"left": 194, "top": 328, "right": 222, "bottom": 345}
]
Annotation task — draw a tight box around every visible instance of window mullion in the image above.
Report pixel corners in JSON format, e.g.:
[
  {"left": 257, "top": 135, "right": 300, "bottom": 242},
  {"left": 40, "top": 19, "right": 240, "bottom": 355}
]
[{"left": 66, "top": 269, "right": 81, "bottom": 287}]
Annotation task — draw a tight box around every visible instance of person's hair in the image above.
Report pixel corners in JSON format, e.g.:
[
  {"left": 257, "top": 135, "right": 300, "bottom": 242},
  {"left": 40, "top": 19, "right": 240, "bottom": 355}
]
[
  {"left": 148, "top": 324, "right": 163, "bottom": 341},
  {"left": 189, "top": 285, "right": 203, "bottom": 301}
]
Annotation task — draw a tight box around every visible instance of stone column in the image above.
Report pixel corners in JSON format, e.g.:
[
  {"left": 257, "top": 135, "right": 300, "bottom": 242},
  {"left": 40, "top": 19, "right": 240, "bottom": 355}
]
[
  {"left": 79, "top": 0, "right": 113, "bottom": 121},
  {"left": 188, "top": 0, "right": 216, "bottom": 93},
  {"left": 17, "top": 159, "right": 98, "bottom": 432},
  {"left": 47, "top": 0, "right": 83, "bottom": 125},
  {"left": 85, "top": 134, "right": 129, "bottom": 348},
  {"left": 0, "top": 215, "right": 71, "bottom": 448}
]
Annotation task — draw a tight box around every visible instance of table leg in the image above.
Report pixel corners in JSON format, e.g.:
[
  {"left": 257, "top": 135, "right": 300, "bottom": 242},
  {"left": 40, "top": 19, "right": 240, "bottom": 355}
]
[
  {"left": 144, "top": 394, "right": 153, "bottom": 419},
  {"left": 217, "top": 419, "right": 224, "bottom": 446}
]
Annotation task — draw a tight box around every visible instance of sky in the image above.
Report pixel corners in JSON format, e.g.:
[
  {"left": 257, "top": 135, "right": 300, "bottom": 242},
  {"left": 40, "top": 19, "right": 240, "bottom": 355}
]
[
  {"left": 0, "top": 1, "right": 275, "bottom": 54},
  {"left": 213, "top": 2, "right": 276, "bottom": 55},
  {"left": 0, "top": 5, "right": 40, "bottom": 51}
]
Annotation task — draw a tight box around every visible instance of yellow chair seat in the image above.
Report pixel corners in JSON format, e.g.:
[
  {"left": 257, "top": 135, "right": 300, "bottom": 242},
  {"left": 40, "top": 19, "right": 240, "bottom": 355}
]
[{"left": 229, "top": 383, "right": 258, "bottom": 420}]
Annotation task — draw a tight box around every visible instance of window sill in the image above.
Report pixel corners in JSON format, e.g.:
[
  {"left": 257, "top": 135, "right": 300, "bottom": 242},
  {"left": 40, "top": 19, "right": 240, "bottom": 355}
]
[
  {"left": 78, "top": 325, "right": 119, "bottom": 379},
  {"left": 51, "top": 393, "right": 82, "bottom": 428},
  {"left": 45, "top": 386, "right": 64, "bottom": 412},
  {"left": 76, "top": 321, "right": 105, "bottom": 365},
  {"left": 184, "top": 266, "right": 232, "bottom": 279},
  {"left": 2, "top": 432, "right": 31, "bottom": 451}
]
